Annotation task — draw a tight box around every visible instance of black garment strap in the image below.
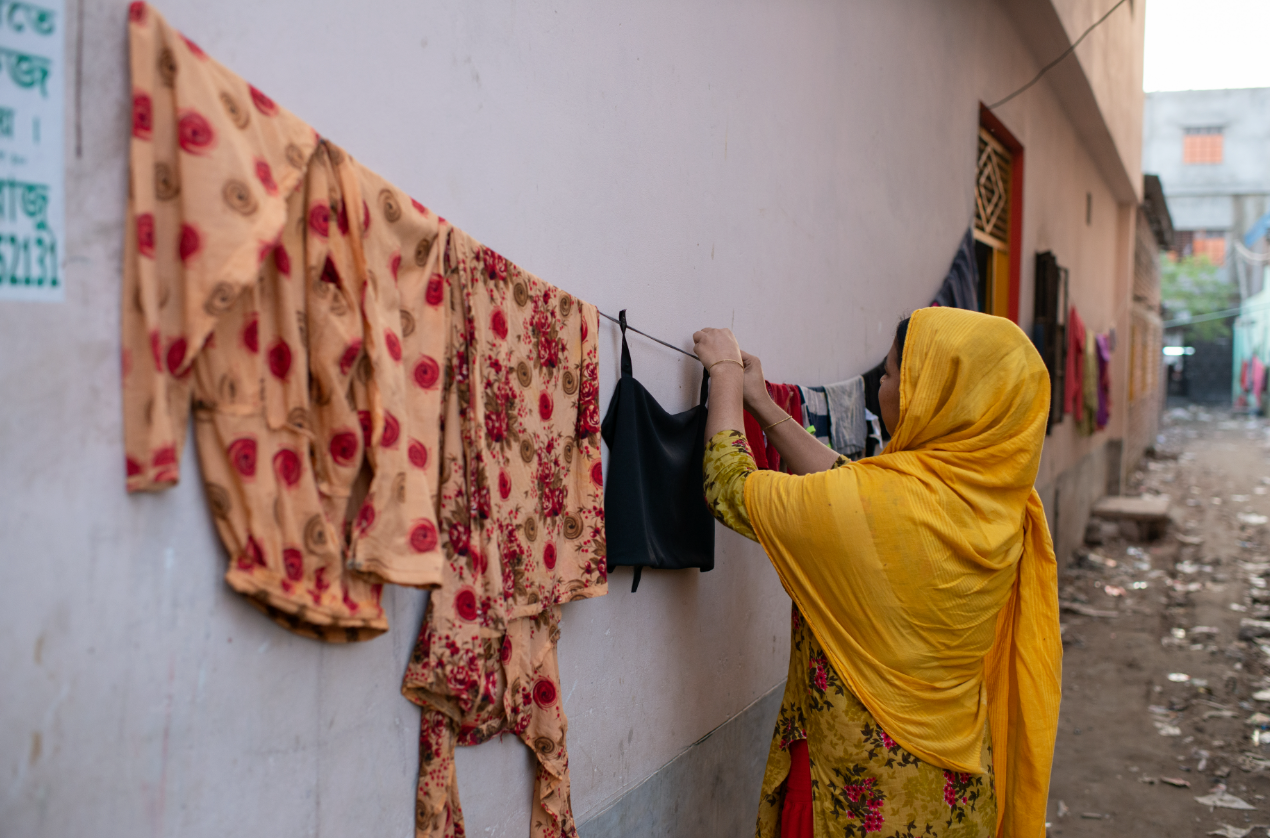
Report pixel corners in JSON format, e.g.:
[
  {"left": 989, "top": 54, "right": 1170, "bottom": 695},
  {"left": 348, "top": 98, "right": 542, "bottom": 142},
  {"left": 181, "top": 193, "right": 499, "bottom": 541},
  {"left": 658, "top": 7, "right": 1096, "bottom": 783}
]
[
  {"left": 631, "top": 565, "right": 642, "bottom": 592},
  {"left": 618, "top": 309, "right": 633, "bottom": 377}
]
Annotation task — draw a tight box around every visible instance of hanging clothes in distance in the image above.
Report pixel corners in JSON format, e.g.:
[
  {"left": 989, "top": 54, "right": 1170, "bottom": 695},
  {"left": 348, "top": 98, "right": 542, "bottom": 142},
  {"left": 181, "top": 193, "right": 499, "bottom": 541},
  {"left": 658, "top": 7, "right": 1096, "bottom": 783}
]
[
  {"left": 930, "top": 228, "right": 980, "bottom": 312},
  {"left": 1079, "top": 328, "right": 1097, "bottom": 436},
  {"left": 600, "top": 313, "right": 714, "bottom": 592},
  {"left": 763, "top": 383, "right": 804, "bottom": 473},
  {"left": 1065, "top": 307, "right": 1086, "bottom": 422},
  {"left": 861, "top": 360, "right": 889, "bottom": 456},
  {"left": 124, "top": 7, "right": 605, "bottom": 836},
  {"left": 864, "top": 409, "right": 886, "bottom": 455},
  {"left": 1254, "top": 357, "right": 1266, "bottom": 408},
  {"left": 797, "top": 385, "right": 831, "bottom": 447},
  {"left": 741, "top": 384, "right": 804, "bottom": 473},
  {"left": 823, "top": 376, "right": 866, "bottom": 460},
  {"left": 1095, "top": 333, "right": 1111, "bottom": 431}
]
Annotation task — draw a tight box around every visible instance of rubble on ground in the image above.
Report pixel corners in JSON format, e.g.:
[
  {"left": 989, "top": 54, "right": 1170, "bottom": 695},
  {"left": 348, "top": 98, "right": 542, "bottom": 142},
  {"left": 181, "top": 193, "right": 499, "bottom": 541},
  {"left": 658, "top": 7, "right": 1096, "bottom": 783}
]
[{"left": 1049, "top": 407, "right": 1270, "bottom": 836}]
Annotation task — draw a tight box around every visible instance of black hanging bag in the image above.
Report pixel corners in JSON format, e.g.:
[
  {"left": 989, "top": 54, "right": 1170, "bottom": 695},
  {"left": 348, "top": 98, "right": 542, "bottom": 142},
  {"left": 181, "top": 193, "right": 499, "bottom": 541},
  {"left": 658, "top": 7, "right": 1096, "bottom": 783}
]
[{"left": 600, "top": 311, "right": 715, "bottom": 592}]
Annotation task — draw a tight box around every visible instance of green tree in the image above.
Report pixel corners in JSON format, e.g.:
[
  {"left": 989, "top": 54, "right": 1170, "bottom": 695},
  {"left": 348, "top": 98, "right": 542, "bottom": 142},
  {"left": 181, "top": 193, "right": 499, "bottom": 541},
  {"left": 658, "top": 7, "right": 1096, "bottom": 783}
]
[{"left": 1160, "top": 253, "right": 1239, "bottom": 341}]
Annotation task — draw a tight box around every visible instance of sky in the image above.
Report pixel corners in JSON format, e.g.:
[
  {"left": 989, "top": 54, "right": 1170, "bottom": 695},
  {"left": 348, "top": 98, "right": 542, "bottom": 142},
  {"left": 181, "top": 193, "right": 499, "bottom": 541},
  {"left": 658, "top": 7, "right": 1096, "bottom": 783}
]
[{"left": 1144, "top": 0, "right": 1270, "bottom": 91}]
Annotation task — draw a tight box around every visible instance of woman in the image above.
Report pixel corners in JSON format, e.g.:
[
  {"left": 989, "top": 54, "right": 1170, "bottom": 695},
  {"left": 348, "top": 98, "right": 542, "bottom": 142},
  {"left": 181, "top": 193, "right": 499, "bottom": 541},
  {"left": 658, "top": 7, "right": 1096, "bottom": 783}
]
[{"left": 693, "top": 307, "right": 1062, "bottom": 838}]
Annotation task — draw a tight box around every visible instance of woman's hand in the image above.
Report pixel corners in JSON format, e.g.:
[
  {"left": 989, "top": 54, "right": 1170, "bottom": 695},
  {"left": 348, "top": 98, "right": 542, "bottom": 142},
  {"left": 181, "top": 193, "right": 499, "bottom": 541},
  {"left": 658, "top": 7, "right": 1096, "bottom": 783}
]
[
  {"left": 696, "top": 327, "right": 746, "bottom": 441},
  {"left": 740, "top": 350, "right": 773, "bottom": 414},
  {"left": 692, "top": 327, "right": 743, "bottom": 370}
]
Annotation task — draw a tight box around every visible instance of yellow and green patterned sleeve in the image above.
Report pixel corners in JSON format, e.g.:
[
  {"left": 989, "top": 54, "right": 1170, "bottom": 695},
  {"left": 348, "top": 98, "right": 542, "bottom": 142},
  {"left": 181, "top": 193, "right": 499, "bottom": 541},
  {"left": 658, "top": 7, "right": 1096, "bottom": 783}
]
[
  {"left": 704, "top": 429, "right": 760, "bottom": 541},
  {"left": 704, "top": 429, "right": 852, "bottom": 543}
]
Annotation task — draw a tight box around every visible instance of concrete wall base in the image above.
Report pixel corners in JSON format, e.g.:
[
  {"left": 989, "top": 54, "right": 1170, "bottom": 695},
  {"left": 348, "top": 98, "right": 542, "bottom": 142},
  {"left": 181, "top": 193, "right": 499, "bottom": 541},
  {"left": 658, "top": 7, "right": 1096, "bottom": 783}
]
[
  {"left": 578, "top": 682, "right": 784, "bottom": 838},
  {"left": 1038, "top": 439, "right": 1116, "bottom": 566}
]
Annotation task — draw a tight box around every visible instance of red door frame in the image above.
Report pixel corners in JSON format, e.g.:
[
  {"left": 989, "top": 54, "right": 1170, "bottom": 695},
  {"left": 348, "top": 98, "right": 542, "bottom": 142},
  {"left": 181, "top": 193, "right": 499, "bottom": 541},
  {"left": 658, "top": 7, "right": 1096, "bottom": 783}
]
[{"left": 979, "top": 104, "right": 1024, "bottom": 323}]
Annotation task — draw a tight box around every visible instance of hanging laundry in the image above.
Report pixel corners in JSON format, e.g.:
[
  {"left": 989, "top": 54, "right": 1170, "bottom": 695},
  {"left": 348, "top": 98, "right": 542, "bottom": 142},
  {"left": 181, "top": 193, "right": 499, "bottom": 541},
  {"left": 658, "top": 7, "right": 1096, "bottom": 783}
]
[
  {"left": 930, "top": 228, "right": 980, "bottom": 311},
  {"left": 600, "top": 313, "right": 714, "bottom": 592},
  {"left": 1254, "top": 357, "right": 1266, "bottom": 408},
  {"left": 797, "top": 385, "right": 831, "bottom": 446},
  {"left": 864, "top": 408, "right": 887, "bottom": 456},
  {"left": 861, "top": 360, "right": 889, "bottom": 455},
  {"left": 123, "top": 7, "right": 441, "bottom": 639},
  {"left": 1065, "top": 306, "right": 1086, "bottom": 421},
  {"left": 1095, "top": 333, "right": 1111, "bottom": 431},
  {"left": 741, "top": 410, "right": 771, "bottom": 470},
  {"left": 739, "top": 384, "right": 805, "bottom": 473},
  {"left": 400, "top": 227, "right": 604, "bottom": 838},
  {"left": 1078, "top": 328, "right": 1098, "bottom": 436},
  {"left": 763, "top": 383, "right": 804, "bottom": 473},
  {"left": 823, "top": 376, "right": 866, "bottom": 459},
  {"left": 124, "top": 7, "right": 605, "bottom": 836}
]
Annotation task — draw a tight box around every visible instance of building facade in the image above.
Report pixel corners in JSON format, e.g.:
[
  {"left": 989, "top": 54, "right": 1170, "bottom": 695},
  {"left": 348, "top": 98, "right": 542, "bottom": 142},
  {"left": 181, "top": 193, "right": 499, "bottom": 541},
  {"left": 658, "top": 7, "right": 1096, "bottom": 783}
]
[
  {"left": 1126, "top": 175, "right": 1172, "bottom": 476},
  {"left": 0, "top": 1, "right": 1145, "bottom": 836}
]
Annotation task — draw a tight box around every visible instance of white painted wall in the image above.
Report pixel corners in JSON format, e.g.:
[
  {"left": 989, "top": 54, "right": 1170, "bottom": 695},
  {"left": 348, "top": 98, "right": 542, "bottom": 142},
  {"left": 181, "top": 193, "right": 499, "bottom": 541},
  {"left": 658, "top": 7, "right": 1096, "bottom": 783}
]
[{"left": 1, "top": 2, "right": 1140, "bottom": 835}]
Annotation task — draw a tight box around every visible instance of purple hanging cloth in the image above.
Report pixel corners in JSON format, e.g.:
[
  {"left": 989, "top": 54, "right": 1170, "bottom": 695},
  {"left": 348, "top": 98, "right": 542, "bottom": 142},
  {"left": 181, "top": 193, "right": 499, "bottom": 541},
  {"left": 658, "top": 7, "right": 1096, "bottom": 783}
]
[{"left": 1095, "top": 333, "right": 1111, "bottom": 430}]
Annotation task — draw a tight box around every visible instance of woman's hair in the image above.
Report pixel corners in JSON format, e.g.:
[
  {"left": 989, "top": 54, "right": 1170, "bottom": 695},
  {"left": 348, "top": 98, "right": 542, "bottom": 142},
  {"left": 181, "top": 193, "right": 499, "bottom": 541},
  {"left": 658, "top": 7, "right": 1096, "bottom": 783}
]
[{"left": 895, "top": 317, "right": 911, "bottom": 370}]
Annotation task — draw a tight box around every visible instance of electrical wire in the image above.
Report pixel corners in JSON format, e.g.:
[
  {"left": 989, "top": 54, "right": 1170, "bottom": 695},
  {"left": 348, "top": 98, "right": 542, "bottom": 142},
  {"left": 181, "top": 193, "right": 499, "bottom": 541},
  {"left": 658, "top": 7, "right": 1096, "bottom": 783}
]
[
  {"left": 1234, "top": 240, "right": 1270, "bottom": 264},
  {"left": 985, "top": 0, "right": 1131, "bottom": 111},
  {"left": 597, "top": 310, "right": 700, "bottom": 361},
  {"left": 1161, "top": 299, "right": 1270, "bottom": 329}
]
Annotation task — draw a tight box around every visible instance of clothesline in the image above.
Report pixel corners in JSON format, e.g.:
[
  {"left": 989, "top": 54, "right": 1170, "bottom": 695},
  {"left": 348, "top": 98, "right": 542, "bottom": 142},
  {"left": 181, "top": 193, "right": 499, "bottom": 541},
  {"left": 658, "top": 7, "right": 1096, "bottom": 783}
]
[{"left": 597, "top": 310, "right": 700, "bottom": 362}]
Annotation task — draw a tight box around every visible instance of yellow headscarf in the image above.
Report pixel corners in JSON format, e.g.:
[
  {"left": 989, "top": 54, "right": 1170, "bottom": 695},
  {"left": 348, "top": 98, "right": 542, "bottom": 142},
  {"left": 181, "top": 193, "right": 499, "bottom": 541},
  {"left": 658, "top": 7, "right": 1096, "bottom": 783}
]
[{"left": 744, "top": 307, "right": 1061, "bottom": 837}]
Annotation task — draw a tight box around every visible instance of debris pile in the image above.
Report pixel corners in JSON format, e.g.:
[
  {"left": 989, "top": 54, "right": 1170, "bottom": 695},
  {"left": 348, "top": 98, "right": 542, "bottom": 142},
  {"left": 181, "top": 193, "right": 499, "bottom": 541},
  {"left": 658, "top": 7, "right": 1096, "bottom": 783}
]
[{"left": 1050, "top": 409, "right": 1270, "bottom": 835}]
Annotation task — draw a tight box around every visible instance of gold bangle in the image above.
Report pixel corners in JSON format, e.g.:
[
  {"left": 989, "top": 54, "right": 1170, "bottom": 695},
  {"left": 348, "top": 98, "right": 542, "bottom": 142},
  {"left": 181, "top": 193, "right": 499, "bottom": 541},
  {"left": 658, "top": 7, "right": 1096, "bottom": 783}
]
[
  {"left": 762, "top": 415, "right": 794, "bottom": 433},
  {"left": 707, "top": 358, "right": 744, "bottom": 373}
]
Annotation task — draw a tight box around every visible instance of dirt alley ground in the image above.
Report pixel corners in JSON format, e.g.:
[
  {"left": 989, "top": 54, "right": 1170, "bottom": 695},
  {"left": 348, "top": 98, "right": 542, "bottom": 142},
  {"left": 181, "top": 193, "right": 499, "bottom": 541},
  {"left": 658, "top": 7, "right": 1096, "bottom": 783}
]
[{"left": 1049, "top": 407, "right": 1270, "bottom": 837}]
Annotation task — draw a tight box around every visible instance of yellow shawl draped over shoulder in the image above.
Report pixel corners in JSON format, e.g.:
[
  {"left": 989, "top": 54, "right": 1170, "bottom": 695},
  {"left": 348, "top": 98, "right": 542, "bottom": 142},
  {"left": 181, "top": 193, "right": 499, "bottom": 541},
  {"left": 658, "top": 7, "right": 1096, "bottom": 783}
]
[{"left": 744, "top": 307, "right": 1062, "bottom": 837}]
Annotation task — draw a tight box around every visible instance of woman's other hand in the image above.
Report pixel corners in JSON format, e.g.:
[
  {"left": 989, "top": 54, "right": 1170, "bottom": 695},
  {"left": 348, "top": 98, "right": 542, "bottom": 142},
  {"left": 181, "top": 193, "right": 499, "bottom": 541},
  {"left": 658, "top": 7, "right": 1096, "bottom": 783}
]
[
  {"left": 692, "top": 327, "right": 743, "bottom": 370},
  {"left": 740, "top": 350, "right": 772, "bottom": 414}
]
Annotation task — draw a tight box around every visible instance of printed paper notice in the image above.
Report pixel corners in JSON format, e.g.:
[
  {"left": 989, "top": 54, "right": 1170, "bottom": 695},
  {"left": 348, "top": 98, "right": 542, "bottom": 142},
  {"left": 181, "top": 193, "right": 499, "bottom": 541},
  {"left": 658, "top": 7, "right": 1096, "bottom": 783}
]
[{"left": 0, "top": 0, "right": 63, "bottom": 301}]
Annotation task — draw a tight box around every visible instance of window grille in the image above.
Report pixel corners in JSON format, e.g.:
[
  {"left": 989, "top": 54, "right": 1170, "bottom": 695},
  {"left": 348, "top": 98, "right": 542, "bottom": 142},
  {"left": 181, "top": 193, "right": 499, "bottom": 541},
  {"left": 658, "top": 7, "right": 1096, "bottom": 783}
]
[{"left": 975, "top": 129, "right": 1012, "bottom": 248}]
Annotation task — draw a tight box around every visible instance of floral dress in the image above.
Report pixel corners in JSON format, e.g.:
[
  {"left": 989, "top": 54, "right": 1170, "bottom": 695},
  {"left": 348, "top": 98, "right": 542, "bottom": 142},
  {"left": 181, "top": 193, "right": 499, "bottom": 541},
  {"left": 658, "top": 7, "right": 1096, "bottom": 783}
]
[{"left": 704, "top": 430, "right": 997, "bottom": 837}]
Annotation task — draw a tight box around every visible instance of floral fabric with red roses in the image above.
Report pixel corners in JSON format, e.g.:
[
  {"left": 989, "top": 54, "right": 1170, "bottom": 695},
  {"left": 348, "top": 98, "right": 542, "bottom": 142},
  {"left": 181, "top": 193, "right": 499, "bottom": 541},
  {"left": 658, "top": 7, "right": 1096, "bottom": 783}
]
[
  {"left": 755, "top": 607, "right": 996, "bottom": 837},
  {"left": 401, "top": 222, "right": 606, "bottom": 838}
]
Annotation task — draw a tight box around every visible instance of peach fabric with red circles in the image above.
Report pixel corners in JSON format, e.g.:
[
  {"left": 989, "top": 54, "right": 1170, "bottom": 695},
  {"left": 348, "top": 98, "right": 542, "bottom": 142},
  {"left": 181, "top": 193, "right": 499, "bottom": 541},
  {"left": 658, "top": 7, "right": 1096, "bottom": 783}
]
[
  {"left": 124, "top": 4, "right": 451, "bottom": 639},
  {"left": 123, "top": 5, "right": 608, "bottom": 834},
  {"left": 401, "top": 226, "right": 607, "bottom": 838}
]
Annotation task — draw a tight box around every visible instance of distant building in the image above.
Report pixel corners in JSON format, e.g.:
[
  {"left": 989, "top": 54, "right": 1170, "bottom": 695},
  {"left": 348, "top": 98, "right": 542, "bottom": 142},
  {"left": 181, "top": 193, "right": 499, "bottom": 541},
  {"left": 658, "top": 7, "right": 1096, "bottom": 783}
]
[{"left": 1143, "top": 87, "right": 1270, "bottom": 295}]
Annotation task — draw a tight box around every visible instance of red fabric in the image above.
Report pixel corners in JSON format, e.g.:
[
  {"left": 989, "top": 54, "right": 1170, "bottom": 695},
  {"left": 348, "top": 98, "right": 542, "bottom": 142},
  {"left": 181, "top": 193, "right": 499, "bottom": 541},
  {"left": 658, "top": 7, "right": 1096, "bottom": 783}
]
[
  {"left": 1254, "top": 357, "right": 1266, "bottom": 403},
  {"left": 742, "top": 383, "right": 803, "bottom": 472},
  {"left": 781, "top": 739, "right": 813, "bottom": 838},
  {"left": 1242, "top": 359, "right": 1251, "bottom": 393},
  {"left": 764, "top": 383, "right": 804, "bottom": 473},
  {"left": 1064, "top": 307, "right": 1085, "bottom": 417},
  {"left": 742, "top": 410, "right": 770, "bottom": 470}
]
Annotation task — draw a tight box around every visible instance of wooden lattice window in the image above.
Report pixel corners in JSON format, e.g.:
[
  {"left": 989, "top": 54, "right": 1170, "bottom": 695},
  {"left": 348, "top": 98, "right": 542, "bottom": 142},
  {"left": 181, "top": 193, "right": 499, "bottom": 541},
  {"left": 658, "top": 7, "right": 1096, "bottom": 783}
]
[
  {"left": 975, "top": 129, "right": 1012, "bottom": 249},
  {"left": 1183, "top": 126, "right": 1223, "bottom": 165},
  {"left": 974, "top": 126, "right": 1013, "bottom": 318}
]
